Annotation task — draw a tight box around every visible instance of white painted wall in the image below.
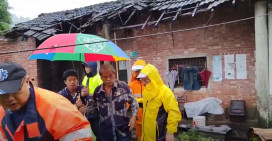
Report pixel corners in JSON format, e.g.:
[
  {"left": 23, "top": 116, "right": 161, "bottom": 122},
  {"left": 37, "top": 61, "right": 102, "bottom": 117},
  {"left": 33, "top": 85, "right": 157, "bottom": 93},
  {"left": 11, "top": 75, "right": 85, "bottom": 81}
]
[{"left": 255, "top": 0, "right": 270, "bottom": 127}]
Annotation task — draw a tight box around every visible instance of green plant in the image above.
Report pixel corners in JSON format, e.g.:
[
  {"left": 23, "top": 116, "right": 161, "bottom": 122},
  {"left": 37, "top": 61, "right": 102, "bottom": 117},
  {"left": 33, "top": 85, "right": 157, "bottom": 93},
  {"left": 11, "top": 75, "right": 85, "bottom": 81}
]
[
  {"left": 179, "top": 130, "right": 215, "bottom": 141},
  {"left": 0, "top": 0, "right": 11, "bottom": 32}
]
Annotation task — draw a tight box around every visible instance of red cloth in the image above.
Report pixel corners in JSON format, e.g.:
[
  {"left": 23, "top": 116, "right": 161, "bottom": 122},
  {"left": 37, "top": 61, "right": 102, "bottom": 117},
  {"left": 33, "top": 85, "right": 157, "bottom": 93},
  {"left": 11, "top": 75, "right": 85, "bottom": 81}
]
[{"left": 199, "top": 69, "right": 211, "bottom": 88}]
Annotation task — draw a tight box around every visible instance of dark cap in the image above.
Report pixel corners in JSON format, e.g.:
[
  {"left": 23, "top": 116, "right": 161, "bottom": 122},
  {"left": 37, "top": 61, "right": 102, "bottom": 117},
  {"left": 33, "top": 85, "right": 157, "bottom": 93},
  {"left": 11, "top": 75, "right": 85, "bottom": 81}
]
[{"left": 0, "top": 62, "right": 26, "bottom": 94}]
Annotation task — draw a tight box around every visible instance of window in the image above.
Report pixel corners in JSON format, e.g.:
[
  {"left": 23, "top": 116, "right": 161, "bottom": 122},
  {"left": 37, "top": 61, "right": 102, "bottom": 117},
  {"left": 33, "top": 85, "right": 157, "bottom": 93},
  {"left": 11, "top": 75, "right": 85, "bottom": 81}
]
[
  {"left": 118, "top": 61, "right": 128, "bottom": 83},
  {"left": 100, "top": 61, "right": 130, "bottom": 83},
  {"left": 168, "top": 57, "right": 207, "bottom": 87}
]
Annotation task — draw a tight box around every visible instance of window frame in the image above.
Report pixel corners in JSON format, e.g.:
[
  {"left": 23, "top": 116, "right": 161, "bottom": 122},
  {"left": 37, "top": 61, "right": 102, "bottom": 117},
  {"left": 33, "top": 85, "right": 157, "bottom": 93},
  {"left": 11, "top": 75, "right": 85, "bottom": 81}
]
[{"left": 166, "top": 55, "right": 210, "bottom": 91}]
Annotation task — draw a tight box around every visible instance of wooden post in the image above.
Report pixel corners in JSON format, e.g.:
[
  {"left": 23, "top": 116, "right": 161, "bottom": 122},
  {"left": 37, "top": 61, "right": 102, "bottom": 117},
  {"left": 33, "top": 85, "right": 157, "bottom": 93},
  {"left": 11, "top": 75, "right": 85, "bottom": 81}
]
[
  {"left": 102, "top": 23, "right": 111, "bottom": 65},
  {"left": 114, "top": 32, "right": 119, "bottom": 80},
  {"left": 102, "top": 23, "right": 119, "bottom": 80}
]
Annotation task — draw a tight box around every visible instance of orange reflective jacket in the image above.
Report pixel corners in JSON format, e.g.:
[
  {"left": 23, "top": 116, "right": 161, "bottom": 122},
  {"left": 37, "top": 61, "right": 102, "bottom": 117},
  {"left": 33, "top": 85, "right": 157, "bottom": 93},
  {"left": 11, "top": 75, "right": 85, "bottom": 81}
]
[
  {"left": 0, "top": 85, "right": 92, "bottom": 141},
  {"left": 128, "top": 76, "right": 144, "bottom": 124}
]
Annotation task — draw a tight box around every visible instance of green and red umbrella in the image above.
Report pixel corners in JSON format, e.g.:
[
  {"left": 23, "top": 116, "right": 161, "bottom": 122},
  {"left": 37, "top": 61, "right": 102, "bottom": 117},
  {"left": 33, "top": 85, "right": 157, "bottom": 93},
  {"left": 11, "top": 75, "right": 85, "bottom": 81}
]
[{"left": 29, "top": 33, "right": 130, "bottom": 62}]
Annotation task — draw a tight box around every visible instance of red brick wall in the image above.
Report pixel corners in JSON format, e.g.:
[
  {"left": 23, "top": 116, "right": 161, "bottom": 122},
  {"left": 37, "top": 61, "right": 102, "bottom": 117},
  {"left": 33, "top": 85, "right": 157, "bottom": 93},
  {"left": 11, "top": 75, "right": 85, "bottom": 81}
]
[
  {"left": 116, "top": 4, "right": 256, "bottom": 108},
  {"left": 0, "top": 3, "right": 256, "bottom": 108},
  {"left": 0, "top": 38, "right": 38, "bottom": 86}
]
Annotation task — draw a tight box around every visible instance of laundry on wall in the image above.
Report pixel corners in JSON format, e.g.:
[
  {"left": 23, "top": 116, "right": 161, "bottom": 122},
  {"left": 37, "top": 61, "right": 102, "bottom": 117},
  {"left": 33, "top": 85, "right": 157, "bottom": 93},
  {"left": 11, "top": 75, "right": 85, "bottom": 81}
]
[{"left": 167, "top": 54, "right": 247, "bottom": 91}]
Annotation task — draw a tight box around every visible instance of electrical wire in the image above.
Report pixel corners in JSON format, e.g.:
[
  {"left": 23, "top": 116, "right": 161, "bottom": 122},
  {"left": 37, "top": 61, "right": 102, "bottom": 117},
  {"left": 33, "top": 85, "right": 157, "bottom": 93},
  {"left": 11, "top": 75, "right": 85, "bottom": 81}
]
[
  {"left": 0, "top": 40, "right": 108, "bottom": 55},
  {"left": 0, "top": 12, "right": 270, "bottom": 55},
  {"left": 114, "top": 16, "right": 255, "bottom": 41}
]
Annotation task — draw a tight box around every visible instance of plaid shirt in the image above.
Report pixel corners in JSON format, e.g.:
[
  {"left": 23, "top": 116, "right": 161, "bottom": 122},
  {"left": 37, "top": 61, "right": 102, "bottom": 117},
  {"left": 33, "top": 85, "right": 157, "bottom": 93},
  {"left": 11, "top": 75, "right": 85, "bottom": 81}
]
[{"left": 93, "top": 80, "right": 138, "bottom": 141}]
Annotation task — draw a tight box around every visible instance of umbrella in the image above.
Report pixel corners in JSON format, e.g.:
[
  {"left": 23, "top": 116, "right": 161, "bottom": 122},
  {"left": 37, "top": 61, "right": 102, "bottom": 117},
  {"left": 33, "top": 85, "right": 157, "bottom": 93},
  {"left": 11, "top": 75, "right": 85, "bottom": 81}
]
[
  {"left": 29, "top": 52, "right": 128, "bottom": 62},
  {"left": 29, "top": 33, "right": 130, "bottom": 62}
]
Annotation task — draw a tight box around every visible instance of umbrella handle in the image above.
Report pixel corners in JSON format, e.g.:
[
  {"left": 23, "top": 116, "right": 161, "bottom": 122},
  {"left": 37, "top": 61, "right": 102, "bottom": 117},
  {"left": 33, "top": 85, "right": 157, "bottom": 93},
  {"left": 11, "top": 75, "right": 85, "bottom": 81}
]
[
  {"left": 72, "top": 61, "right": 75, "bottom": 70},
  {"left": 116, "top": 62, "right": 119, "bottom": 80}
]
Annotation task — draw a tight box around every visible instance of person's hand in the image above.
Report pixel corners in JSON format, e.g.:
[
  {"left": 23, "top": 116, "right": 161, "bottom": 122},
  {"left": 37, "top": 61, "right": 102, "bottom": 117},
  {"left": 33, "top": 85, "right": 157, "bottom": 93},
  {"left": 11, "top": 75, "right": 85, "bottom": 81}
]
[
  {"left": 81, "top": 86, "right": 89, "bottom": 97},
  {"left": 76, "top": 95, "right": 83, "bottom": 108},
  {"left": 128, "top": 115, "right": 136, "bottom": 131},
  {"left": 166, "top": 132, "right": 174, "bottom": 141},
  {"left": 79, "top": 106, "right": 87, "bottom": 115}
]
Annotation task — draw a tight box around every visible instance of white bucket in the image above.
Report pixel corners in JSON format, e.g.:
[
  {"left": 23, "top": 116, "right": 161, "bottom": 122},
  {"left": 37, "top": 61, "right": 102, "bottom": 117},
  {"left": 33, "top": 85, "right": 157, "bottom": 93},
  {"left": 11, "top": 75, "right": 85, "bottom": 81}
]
[{"left": 193, "top": 116, "right": 206, "bottom": 127}]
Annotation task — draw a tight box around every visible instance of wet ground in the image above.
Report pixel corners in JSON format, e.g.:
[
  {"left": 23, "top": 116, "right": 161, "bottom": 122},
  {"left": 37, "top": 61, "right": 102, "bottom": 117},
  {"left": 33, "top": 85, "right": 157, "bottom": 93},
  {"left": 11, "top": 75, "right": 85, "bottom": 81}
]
[
  {"left": 176, "top": 118, "right": 258, "bottom": 141},
  {"left": 130, "top": 118, "right": 258, "bottom": 141}
]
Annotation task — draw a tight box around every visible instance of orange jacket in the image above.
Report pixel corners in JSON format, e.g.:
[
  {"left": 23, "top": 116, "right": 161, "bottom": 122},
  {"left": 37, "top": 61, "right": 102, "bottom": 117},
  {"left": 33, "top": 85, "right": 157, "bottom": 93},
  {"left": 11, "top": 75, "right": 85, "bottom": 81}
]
[
  {"left": 0, "top": 85, "right": 92, "bottom": 141},
  {"left": 129, "top": 76, "right": 144, "bottom": 124}
]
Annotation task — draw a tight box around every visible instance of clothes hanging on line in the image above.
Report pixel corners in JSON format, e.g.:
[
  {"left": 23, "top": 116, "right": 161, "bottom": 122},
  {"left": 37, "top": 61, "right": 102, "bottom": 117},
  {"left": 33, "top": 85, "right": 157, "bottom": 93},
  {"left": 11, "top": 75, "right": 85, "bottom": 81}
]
[
  {"left": 166, "top": 72, "right": 175, "bottom": 91},
  {"left": 171, "top": 70, "right": 178, "bottom": 81},
  {"left": 183, "top": 66, "right": 200, "bottom": 90},
  {"left": 199, "top": 69, "right": 211, "bottom": 88}
]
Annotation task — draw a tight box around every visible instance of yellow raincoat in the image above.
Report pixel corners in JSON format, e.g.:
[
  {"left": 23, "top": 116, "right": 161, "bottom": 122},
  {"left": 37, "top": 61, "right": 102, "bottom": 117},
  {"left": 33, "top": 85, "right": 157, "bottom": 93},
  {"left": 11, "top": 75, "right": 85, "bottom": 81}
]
[{"left": 140, "top": 64, "right": 181, "bottom": 141}]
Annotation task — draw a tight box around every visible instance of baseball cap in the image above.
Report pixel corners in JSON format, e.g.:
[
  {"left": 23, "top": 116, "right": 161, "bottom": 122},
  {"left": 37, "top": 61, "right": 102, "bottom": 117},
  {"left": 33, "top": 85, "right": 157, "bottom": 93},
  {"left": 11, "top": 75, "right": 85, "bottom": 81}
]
[
  {"left": 136, "top": 73, "right": 147, "bottom": 79},
  {"left": 0, "top": 62, "right": 26, "bottom": 94}
]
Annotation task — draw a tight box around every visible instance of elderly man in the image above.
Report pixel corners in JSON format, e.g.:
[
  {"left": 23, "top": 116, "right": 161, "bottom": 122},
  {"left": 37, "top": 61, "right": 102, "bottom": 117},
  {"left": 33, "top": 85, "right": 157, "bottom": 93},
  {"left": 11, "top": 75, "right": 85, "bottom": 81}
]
[
  {"left": 137, "top": 64, "right": 181, "bottom": 141},
  {"left": 0, "top": 62, "right": 92, "bottom": 141},
  {"left": 93, "top": 64, "right": 139, "bottom": 141}
]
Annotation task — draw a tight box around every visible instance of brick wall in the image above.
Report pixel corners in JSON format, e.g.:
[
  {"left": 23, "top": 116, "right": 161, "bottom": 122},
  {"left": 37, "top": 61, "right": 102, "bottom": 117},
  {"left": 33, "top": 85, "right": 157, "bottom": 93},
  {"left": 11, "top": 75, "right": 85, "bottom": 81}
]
[
  {"left": 116, "top": 4, "right": 256, "bottom": 108},
  {"left": 0, "top": 38, "right": 38, "bottom": 86},
  {"left": 0, "top": 3, "right": 256, "bottom": 108}
]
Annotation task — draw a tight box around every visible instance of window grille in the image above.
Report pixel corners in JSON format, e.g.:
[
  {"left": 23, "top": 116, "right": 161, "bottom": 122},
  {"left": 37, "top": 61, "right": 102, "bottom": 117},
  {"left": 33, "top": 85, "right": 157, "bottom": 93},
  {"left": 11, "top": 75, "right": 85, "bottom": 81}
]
[{"left": 169, "top": 57, "right": 206, "bottom": 87}]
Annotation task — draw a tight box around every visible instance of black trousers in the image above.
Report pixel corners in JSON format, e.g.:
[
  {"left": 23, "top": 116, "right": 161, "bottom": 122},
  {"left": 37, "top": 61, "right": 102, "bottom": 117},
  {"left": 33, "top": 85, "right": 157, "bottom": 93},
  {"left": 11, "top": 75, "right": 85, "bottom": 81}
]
[{"left": 88, "top": 117, "right": 101, "bottom": 141}]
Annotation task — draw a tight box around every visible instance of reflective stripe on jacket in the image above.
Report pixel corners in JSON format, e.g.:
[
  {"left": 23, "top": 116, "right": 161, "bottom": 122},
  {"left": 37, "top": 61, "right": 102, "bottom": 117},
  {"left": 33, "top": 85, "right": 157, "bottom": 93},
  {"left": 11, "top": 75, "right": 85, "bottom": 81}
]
[
  {"left": 0, "top": 84, "right": 92, "bottom": 141},
  {"left": 140, "top": 64, "right": 181, "bottom": 141},
  {"left": 128, "top": 78, "right": 144, "bottom": 124},
  {"left": 82, "top": 74, "right": 103, "bottom": 95}
]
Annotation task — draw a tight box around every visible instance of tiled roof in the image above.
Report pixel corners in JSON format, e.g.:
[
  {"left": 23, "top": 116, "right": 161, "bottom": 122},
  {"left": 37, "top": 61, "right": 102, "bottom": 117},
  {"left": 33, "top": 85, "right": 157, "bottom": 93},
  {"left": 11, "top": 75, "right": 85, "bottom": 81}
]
[{"left": 5, "top": 0, "right": 235, "bottom": 40}]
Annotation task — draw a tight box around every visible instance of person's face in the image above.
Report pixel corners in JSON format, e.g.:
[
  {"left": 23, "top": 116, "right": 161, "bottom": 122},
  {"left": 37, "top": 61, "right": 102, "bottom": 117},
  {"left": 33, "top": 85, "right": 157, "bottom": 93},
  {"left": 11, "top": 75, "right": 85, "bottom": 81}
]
[
  {"left": 100, "top": 70, "right": 115, "bottom": 86},
  {"left": 64, "top": 76, "right": 78, "bottom": 92},
  {"left": 84, "top": 66, "right": 92, "bottom": 74},
  {"left": 140, "top": 76, "right": 151, "bottom": 86},
  {"left": 132, "top": 71, "right": 140, "bottom": 78},
  {"left": 0, "top": 77, "right": 30, "bottom": 111}
]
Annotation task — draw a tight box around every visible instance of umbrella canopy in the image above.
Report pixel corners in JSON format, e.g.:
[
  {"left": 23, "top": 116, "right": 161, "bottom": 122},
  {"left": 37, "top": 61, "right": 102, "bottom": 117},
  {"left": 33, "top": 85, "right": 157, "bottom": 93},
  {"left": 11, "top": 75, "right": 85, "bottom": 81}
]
[
  {"left": 29, "top": 52, "right": 127, "bottom": 62},
  {"left": 29, "top": 33, "right": 130, "bottom": 62}
]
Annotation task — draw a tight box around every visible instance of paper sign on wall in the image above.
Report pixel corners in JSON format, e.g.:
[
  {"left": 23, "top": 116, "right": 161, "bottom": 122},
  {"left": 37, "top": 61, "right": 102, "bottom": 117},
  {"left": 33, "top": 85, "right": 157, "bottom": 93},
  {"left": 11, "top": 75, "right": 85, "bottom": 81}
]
[
  {"left": 236, "top": 54, "right": 247, "bottom": 79},
  {"left": 213, "top": 56, "right": 222, "bottom": 81},
  {"left": 224, "top": 55, "right": 235, "bottom": 79}
]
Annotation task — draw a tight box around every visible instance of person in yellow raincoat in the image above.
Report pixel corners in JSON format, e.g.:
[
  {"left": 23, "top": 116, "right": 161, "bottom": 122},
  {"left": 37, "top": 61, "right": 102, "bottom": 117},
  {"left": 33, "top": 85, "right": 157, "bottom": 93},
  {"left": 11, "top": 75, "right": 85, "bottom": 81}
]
[
  {"left": 128, "top": 59, "right": 146, "bottom": 141},
  {"left": 137, "top": 64, "right": 181, "bottom": 141}
]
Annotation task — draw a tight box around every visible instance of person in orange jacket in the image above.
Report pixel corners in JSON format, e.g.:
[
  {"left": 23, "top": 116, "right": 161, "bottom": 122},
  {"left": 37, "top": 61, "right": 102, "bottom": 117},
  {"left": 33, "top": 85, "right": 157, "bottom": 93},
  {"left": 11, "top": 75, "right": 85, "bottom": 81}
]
[
  {"left": 0, "top": 62, "right": 92, "bottom": 141},
  {"left": 128, "top": 59, "right": 146, "bottom": 141}
]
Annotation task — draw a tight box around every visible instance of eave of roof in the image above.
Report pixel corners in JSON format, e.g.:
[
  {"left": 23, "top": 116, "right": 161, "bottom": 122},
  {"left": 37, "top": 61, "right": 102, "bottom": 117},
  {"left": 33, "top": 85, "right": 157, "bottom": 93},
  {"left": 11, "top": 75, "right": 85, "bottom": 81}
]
[{"left": 4, "top": 0, "right": 243, "bottom": 40}]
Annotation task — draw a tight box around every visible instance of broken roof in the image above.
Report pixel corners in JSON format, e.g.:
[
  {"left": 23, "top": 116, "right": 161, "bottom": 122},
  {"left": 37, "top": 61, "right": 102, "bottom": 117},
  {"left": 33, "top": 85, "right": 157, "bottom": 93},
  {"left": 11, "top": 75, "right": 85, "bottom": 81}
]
[{"left": 5, "top": 0, "right": 239, "bottom": 40}]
